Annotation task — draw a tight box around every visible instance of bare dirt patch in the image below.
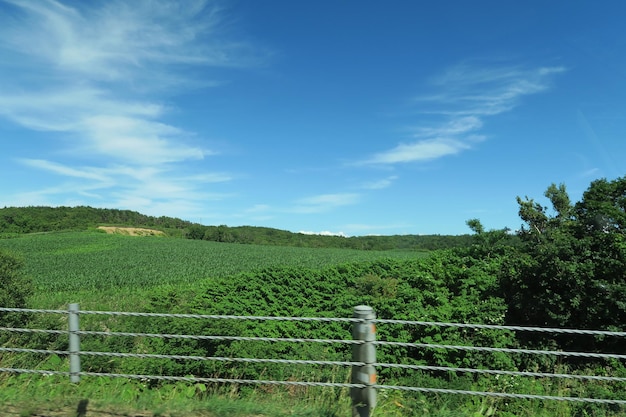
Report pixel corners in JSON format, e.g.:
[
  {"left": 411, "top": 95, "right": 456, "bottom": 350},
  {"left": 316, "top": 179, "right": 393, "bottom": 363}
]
[{"left": 97, "top": 226, "right": 166, "bottom": 237}]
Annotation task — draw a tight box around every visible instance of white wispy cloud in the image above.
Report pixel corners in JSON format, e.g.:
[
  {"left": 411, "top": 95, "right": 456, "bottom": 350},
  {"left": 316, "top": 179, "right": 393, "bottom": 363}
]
[
  {"left": 81, "top": 115, "right": 206, "bottom": 164},
  {"left": 0, "top": 0, "right": 233, "bottom": 156},
  {"left": 299, "top": 230, "right": 348, "bottom": 237},
  {"left": 423, "top": 65, "right": 566, "bottom": 116},
  {"left": 244, "top": 204, "right": 272, "bottom": 213},
  {"left": 291, "top": 193, "right": 360, "bottom": 214},
  {"left": 17, "top": 158, "right": 235, "bottom": 213},
  {"left": 366, "top": 138, "right": 471, "bottom": 164},
  {"left": 409, "top": 116, "right": 483, "bottom": 136},
  {"left": 0, "top": 0, "right": 257, "bottom": 217},
  {"left": 361, "top": 176, "right": 398, "bottom": 190},
  {"left": 1, "top": 0, "right": 245, "bottom": 84},
  {"left": 578, "top": 168, "right": 600, "bottom": 178},
  {"left": 360, "top": 64, "right": 565, "bottom": 165},
  {"left": 342, "top": 222, "right": 414, "bottom": 235},
  {"left": 19, "top": 159, "right": 111, "bottom": 182}
]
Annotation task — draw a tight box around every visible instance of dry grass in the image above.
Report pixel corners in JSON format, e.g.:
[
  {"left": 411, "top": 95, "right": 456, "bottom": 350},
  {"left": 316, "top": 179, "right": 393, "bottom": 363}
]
[{"left": 97, "top": 226, "right": 165, "bottom": 237}]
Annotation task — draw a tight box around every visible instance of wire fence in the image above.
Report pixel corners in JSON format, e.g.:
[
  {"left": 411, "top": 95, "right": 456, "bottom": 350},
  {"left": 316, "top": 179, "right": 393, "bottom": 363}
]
[{"left": 1, "top": 304, "right": 625, "bottom": 415}]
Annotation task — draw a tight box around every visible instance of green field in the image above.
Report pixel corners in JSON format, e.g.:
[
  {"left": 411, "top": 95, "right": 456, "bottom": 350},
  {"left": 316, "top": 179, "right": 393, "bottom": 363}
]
[
  {"left": 0, "top": 231, "right": 429, "bottom": 415},
  {"left": 2, "top": 216, "right": 624, "bottom": 416},
  {"left": 0, "top": 231, "right": 422, "bottom": 310}
]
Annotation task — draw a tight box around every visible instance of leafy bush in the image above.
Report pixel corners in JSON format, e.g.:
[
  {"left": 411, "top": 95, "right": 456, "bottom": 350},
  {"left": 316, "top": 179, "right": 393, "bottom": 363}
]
[
  {"left": 0, "top": 250, "right": 33, "bottom": 328},
  {"left": 94, "top": 255, "right": 514, "bottom": 386}
]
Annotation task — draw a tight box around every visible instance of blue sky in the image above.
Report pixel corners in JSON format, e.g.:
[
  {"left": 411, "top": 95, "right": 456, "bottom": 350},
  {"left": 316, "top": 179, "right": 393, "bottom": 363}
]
[{"left": 1, "top": 1, "right": 625, "bottom": 236}]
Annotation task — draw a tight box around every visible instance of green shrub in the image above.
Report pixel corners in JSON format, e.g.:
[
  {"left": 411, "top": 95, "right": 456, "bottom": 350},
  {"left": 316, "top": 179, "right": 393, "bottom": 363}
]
[{"left": 0, "top": 250, "right": 33, "bottom": 328}]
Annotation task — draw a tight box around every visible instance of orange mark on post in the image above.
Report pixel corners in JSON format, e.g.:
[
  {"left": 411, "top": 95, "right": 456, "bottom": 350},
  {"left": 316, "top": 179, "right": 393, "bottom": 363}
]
[
  {"left": 371, "top": 324, "right": 376, "bottom": 334},
  {"left": 370, "top": 373, "right": 377, "bottom": 384}
]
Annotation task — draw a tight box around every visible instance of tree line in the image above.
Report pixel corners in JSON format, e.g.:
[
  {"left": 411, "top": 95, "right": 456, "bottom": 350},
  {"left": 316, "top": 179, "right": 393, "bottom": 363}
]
[
  {"left": 0, "top": 206, "right": 477, "bottom": 251},
  {"left": 0, "top": 206, "right": 191, "bottom": 234}
]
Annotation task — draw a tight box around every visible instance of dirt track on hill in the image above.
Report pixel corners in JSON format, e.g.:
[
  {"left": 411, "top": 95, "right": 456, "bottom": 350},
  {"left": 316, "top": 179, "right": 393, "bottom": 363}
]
[{"left": 97, "top": 226, "right": 165, "bottom": 237}]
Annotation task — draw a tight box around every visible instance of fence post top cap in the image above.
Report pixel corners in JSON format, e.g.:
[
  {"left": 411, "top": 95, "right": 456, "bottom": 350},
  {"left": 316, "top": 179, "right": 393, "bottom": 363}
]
[{"left": 353, "top": 305, "right": 375, "bottom": 317}]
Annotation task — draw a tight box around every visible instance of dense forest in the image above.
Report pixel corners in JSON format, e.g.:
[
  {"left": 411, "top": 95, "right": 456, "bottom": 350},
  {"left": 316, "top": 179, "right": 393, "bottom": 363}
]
[{"left": 0, "top": 205, "right": 478, "bottom": 250}]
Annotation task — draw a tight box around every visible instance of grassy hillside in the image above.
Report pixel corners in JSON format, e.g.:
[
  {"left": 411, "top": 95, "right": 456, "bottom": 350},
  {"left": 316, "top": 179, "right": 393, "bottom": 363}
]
[
  {"left": 0, "top": 206, "right": 478, "bottom": 250},
  {"left": 0, "top": 206, "right": 192, "bottom": 234},
  {"left": 0, "top": 230, "right": 422, "bottom": 310}
]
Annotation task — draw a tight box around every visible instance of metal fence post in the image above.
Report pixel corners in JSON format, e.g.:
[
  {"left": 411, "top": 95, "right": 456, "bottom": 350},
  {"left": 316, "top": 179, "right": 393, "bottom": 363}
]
[
  {"left": 351, "top": 305, "right": 376, "bottom": 417},
  {"left": 68, "top": 303, "right": 81, "bottom": 383}
]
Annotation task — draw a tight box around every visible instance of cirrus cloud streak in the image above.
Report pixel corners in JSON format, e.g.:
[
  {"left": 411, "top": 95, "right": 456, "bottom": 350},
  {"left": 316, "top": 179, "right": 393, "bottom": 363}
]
[
  {"left": 360, "top": 65, "right": 565, "bottom": 165},
  {"left": 0, "top": 0, "right": 257, "bottom": 218}
]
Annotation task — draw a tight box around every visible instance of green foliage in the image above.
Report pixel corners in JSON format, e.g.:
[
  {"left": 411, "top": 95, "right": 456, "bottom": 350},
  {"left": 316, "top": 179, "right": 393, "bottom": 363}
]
[
  {"left": 575, "top": 177, "right": 626, "bottom": 234},
  {"left": 503, "top": 177, "right": 626, "bottom": 353},
  {"left": 466, "top": 218, "right": 485, "bottom": 235},
  {"left": 4, "top": 249, "right": 514, "bottom": 392},
  {"left": 0, "top": 250, "right": 33, "bottom": 328},
  {"left": 5, "top": 177, "right": 626, "bottom": 415},
  {"left": 86, "top": 255, "right": 513, "bottom": 387}
]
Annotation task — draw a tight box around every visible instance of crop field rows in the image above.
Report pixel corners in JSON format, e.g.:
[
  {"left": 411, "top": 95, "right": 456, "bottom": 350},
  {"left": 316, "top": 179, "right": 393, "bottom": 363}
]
[{"left": 0, "top": 231, "right": 420, "bottom": 294}]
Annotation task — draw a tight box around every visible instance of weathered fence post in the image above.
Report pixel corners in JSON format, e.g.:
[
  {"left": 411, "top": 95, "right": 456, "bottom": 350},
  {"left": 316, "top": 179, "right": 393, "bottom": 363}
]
[
  {"left": 351, "top": 305, "right": 376, "bottom": 417},
  {"left": 68, "top": 303, "right": 81, "bottom": 383}
]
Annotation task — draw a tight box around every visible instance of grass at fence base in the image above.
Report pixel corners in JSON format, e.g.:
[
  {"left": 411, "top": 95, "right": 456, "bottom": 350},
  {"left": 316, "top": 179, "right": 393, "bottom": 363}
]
[
  {"left": 0, "top": 374, "right": 354, "bottom": 417},
  {"left": 2, "top": 343, "right": 625, "bottom": 417},
  {"left": 2, "top": 374, "right": 625, "bottom": 417}
]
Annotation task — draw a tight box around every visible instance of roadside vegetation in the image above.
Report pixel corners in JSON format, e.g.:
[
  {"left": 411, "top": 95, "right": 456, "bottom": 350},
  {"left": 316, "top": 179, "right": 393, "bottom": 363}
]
[{"left": 1, "top": 176, "right": 626, "bottom": 416}]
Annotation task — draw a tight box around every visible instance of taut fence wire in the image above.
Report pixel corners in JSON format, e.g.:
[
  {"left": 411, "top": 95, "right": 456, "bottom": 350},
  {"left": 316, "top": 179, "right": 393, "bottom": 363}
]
[{"left": 1, "top": 305, "right": 625, "bottom": 416}]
